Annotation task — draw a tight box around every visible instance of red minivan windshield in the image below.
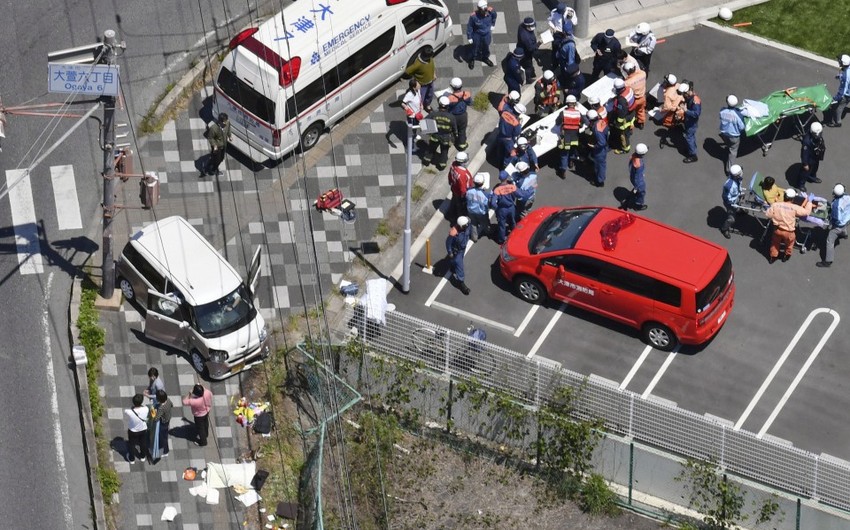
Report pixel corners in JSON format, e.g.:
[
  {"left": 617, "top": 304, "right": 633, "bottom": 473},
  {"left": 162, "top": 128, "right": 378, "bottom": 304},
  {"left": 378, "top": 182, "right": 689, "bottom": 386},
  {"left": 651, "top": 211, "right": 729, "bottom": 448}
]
[{"left": 529, "top": 209, "right": 597, "bottom": 254}]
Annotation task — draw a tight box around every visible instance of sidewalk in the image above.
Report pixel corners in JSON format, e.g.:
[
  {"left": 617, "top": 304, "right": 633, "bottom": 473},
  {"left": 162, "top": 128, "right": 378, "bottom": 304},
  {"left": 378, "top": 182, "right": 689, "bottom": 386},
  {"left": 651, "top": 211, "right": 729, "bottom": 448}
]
[{"left": 96, "top": 0, "right": 769, "bottom": 528}]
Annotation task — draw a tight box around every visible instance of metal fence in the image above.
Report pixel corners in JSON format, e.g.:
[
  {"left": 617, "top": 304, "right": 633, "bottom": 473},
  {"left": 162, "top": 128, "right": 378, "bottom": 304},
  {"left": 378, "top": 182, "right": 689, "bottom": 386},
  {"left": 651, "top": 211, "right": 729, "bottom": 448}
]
[{"left": 344, "top": 305, "right": 850, "bottom": 513}]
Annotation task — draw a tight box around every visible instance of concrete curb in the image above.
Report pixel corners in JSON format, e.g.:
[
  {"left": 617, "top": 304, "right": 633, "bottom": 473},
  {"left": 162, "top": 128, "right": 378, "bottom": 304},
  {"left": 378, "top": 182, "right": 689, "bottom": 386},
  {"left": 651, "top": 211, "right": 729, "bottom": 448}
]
[{"left": 701, "top": 20, "right": 836, "bottom": 68}]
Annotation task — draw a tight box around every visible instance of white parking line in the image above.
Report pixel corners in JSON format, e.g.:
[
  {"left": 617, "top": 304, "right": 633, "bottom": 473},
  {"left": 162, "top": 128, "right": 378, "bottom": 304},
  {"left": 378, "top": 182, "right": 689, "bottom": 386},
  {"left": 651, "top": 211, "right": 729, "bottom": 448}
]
[
  {"left": 620, "top": 345, "right": 653, "bottom": 390},
  {"left": 734, "top": 308, "right": 837, "bottom": 431},
  {"left": 513, "top": 305, "right": 539, "bottom": 337},
  {"left": 430, "top": 301, "right": 516, "bottom": 334},
  {"left": 641, "top": 350, "right": 678, "bottom": 399},
  {"left": 526, "top": 303, "right": 567, "bottom": 358},
  {"left": 756, "top": 308, "right": 840, "bottom": 438}
]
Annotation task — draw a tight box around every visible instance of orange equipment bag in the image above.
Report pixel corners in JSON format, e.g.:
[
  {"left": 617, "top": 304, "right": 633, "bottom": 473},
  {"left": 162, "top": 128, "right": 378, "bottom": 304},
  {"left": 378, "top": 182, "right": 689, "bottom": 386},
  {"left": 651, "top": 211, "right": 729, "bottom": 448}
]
[{"left": 316, "top": 188, "right": 343, "bottom": 211}]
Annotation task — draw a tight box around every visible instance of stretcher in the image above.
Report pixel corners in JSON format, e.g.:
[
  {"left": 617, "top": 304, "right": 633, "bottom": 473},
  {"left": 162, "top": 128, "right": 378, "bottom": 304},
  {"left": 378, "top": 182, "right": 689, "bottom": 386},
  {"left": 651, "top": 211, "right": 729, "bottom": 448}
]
[
  {"left": 520, "top": 102, "right": 587, "bottom": 158},
  {"left": 735, "top": 172, "right": 830, "bottom": 253},
  {"left": 743, "top": 84, "right": 832, "bottom": 156}
]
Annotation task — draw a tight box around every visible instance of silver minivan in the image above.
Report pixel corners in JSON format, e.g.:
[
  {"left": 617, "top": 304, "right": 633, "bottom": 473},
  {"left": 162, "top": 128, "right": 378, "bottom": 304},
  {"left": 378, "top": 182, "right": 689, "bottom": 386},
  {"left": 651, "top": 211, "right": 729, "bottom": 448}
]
[{"left": 116, "top": 216, "right": 268, "bottom": 379}]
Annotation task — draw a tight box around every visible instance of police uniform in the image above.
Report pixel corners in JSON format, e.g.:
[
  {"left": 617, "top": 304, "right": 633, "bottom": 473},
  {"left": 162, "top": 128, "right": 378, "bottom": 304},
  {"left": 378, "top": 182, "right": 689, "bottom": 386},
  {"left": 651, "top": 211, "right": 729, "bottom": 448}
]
[
  {"left": 589, "top": 31, "right": 621, "bottom": 81},
  {"left": 497, "top": 109, "right": 523, "bottom": 168},
  {"left": 446, "top": 222, "right": 471, "bottom": 289},
  {"left": 589, "top": 119, "right": 609, "bottom": 186},
  {"left": 513, "top": 169, "right": 538, "bottom": 219},
  {"left": 503, "top": 50, "right": 525, "bottom": 94},
  {"left": 447, "top": 88, "right": 472, "bottom": 151},
  {"left": 629, "top": 154, "right": 647, "bottom": 209},
  {"left": 682, "top": 92, "right": 702, "bottom": 161},
  {"left": 517, "top": 19, "right": 539, "bottom": 81},
  {"left": 490, "top": 174, "right": 518, "bottom": 243},
  {"left": 467, "top": 7, "right": 497, "bottom": 66}
]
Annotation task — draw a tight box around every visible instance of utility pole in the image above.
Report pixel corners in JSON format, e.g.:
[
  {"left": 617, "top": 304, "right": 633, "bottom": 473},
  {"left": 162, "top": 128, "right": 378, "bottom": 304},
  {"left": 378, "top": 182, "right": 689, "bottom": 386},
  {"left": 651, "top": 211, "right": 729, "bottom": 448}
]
[{"left": 100, "top": 29, "right": 120, "bottom": 299}]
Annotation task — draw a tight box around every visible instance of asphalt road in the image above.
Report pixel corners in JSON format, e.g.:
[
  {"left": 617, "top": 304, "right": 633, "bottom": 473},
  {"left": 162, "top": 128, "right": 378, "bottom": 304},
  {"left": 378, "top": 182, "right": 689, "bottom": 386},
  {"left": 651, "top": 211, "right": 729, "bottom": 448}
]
[
  {"left": 388, "top": 25, "right": 850, "bottom": 463},
  {"left": 0, "top": 1, "right": 275, "bottom": 527}
]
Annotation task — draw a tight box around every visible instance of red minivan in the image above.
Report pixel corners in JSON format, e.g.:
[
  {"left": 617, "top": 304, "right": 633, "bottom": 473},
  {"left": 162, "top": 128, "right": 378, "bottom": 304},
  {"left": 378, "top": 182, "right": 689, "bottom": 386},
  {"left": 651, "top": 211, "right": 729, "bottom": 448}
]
[{"left": 499, "top": 206, "right": 735, "bottom": 351}]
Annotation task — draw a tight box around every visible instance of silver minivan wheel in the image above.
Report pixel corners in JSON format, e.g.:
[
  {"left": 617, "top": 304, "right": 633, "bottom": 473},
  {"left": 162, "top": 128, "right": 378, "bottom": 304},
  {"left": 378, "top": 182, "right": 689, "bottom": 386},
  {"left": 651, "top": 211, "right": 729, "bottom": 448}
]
[
  {"left": 118, "top": 277, "right": 135, "bottom": 301},
  {"left": 190, "top": 350, "right": 207, "bottom": 374}
]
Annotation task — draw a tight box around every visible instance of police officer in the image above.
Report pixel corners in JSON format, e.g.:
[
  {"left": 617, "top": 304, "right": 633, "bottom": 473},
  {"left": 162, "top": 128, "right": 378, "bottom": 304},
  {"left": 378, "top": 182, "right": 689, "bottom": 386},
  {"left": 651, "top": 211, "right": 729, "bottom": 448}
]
[
  {"left": 720, "top": 164, "right": 744, "bottom": 239},
  {"left": 422, "top": 96, "right": 457, "bottom": 170},
  {"left": 467, "top": 0, "right": 497, "bottom": 68},
  {"left": 799, "top": 121, "right": 826, "bottom": 191},
  {"left": 534, "top": 70, "right": 560, "bottom": 116},
  {"left": 503, "top": 47, "right": 526, "bottom": 94},
  {"left": 447, "top": 77, "right": 472, "bottom": 151},
  {"left": 448, "top": 151, "right": 473, "bottom": 221},
  {"left": 681, "top": 82, "right": 701, "bottom": 164},
  {"left": 719, "top": 95, "right": 745, "bottom": 176},
  {"left": 507, "top": 136, "right": 539, "bottom": 171},
  {"left": 465, "top": 173, "right": 492, "bottom": 242},
  {"left": 628, "top": 22, "right": 656, "bottom": 74},
  {"left": 828, "top": 54, "right": 850, "bottom": 127},
  {"left": 627, "top": 143, "right": 648, "bottom": 211},
  {"left": 490, "top": 171, "right": 518, "bottom": 244},
  {"left": 555, "top": 32, "right": 580, "bottom": 90},
  {"left": 612, "top": 78, "right": 636, "bottom": 154},
  {"left": 590, "top": 28, "right": 621, "bottom": 81},
  {"left": 556, "top": 95, "right": 582, "bottom": 178},
  {"left": 513, "top": 161, "right": 538, "bottom": 219},
  {"left": 497, "top": 102, "right": 526, "bottom": 169},
  {"left": 817, "top": 184, "right": 850, "bottom": 267},
  {"left": 586, "top": 110, "right": 609, "bottom": 187},
  {"left": 517, "top": 17, "right": 540, "bottom": 82},
  {"left": 446, "top": 216, "right": 472, "bottom": 295},
  {"left": 547, "top": 3, "right": 576, "bottom": 65}
]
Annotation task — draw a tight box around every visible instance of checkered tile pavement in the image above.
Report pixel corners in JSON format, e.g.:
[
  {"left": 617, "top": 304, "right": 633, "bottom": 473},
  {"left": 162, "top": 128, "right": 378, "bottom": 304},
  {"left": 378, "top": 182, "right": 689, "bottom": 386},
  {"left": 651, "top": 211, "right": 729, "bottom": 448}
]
[{"left": 104, "top": 1, "right": 556, "bottom": 527}]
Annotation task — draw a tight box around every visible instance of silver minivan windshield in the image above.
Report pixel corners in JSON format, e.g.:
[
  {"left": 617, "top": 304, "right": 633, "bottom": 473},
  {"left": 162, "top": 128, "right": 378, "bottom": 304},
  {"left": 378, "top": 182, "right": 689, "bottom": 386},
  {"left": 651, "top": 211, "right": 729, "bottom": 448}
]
[{"left": 194, "top": 284, "right": 256, "bottom": 337}]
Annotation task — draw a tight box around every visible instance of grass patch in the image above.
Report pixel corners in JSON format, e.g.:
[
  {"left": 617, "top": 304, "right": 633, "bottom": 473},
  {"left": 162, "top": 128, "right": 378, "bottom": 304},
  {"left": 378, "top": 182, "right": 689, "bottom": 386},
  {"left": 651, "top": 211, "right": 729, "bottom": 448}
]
[
  {"left": 472, "top": 91, "right": 490, "bottom": 112},
  {"left": 77, "top": 277, "right": 121, "bottom": 510},
  {"left": 375, "top": 219, "right": 391, "bottom": 237},
  {"left": 411, "top": 184, "right": 426, "bottom": 203},
  {"left": 138, "top": 81, "right": 177, "bottom": 135},
  {"left": 716, "top": 0, "right": 850, "bottom": 59}
]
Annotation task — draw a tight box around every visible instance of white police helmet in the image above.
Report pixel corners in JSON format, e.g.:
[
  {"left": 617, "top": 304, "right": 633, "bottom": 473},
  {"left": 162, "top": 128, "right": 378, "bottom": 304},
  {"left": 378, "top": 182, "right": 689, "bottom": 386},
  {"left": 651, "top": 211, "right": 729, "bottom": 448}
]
[
  {"left": 477, "top": 0, "right": 488, "bottom": 9},
  {"left": 450, "top": 77, "right": 463, "bottom": 90},
  {"left": 473, "top": 173, "right": 485, "bottom": 185},
  {"left": 726, "top": 94, "right": 739, "bottom": 107},
  {"left": 730, "top": 164, "right": 743, "bottom": 177},
  {"left": 834, "top": 184, "right": 846, "bottom": 197},
  {"left": 517, "top": 136, "right": 529, "bottom": 148},
  {"left": 457, "top": 215, "right": 470, "bottom": 227},
  {"left": 810, "top": 121, "right": 823, "bottom": 135},
  {"left": 840, "top": 54, "right": 850, "bottom": 67},
  {"left": 516, "top": 161, "right": 530, "bottom": 173},
  {"left": 635, "top": 143, "right": 648, "bottom": 155}
]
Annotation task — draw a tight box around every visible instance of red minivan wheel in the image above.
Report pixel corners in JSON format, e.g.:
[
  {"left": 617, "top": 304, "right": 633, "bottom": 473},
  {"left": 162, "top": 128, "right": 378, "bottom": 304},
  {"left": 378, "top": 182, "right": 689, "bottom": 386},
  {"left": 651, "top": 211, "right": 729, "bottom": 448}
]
[
  {"left": 642, "top": 322, "right": 678, "bottom": 352},
  {"left": 514, "top": 276, "right": 547, "bottom": 304}
]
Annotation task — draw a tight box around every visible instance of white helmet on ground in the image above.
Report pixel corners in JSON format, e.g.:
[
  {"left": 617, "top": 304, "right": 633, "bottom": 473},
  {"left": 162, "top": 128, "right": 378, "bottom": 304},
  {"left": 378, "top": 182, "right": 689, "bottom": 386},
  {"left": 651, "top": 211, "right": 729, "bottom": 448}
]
[
  {"left": 450, "top": 77, "right": 463, "bottom": 90},
  {"left": 517, "top": 136, "right": 529, "bottom": 148},
  {"left": 636, "top": 22, "right": 651, "bottom": 35},
  {"left": 565, "top": 94, "right": 577, "bottom": 104},
  {"left": 514, "top": 103, "right": 527, "bottom": 115},
  {"left": 730, "top": 164, "right": 743, "bottom": 177},
  {"left": 726, "top": 94, "right": 739, "bottom": 107},
  {"left": 785, "top": 188, "right": 798, "bottom": 200},
  {"left": 439, "top": 95, "right": 451, "bottom": 108},
  {"left": 635, "top": 143, "right": 648, "bottom": 155},
  {"left": 455, "top": 151, "right": 469, "bottom": 163},
  {"left": 834, "top": 184, "right": 846, "bottom": 197},
  {"left": 810, "top": 121, "right": 823, "bottom": 135},
  {"left": 457, "top": 215, "right": 470, "bottom": 227},
  {"left": 840, "top": 54, "right": 850, "bottom": 67},
  {"left": 516, "top": 161, "right": 530, "bottom": 173},
  {"left": 587, "top": 109, "right": 599, "bottom": 120},
  {"left": 509, "top": 90, "right": 521, "bottom": 103},
  {"left": 543, "top": 70, "right": 555, "bottom": 81}
]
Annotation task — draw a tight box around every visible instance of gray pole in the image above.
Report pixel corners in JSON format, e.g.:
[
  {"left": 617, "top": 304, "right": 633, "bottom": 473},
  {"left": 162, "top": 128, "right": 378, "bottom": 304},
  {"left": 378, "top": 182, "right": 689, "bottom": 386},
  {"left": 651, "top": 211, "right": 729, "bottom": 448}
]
[
  {"left": 401, "top": 123, "right": 413, "bottom": 293},
  {"left": 100, "top": 29, "right": 118, "bottom": 299},
  {"left": 576, "top": 0, "right": 591, "bottom": 39}
]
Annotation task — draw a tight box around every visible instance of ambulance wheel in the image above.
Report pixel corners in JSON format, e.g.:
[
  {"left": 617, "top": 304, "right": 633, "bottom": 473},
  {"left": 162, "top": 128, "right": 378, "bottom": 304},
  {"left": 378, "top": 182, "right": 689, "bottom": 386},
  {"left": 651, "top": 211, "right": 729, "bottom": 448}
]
[
  {"left": 118, "top": 277, "right": 135, "bottom": 301},
  {"left": 514, "top": 276, "right": 547, "bottom": 304},
  {"left": 642, "top": 322, "right": 678, "bottom": 352},
  {"left": 300, "top": 122, "right": 324, "bottom": 152}
]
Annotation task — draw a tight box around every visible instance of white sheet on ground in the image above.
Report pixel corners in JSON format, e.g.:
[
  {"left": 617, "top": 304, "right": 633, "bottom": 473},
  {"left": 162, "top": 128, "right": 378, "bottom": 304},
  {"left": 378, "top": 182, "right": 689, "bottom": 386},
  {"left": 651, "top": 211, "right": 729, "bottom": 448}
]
[{"left": 206, "top": 461, "right": 257, "bottom": 489}]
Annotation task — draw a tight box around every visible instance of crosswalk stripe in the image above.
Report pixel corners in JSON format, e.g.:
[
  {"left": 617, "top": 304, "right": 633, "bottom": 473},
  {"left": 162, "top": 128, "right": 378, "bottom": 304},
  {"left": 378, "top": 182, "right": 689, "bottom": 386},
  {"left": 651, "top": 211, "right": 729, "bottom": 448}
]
[
  {"left": 50, "top": 165, "right": 83, "bottom": 230},
  {"left": 6, "top": 169, "right": 44, "bottom": 275}
]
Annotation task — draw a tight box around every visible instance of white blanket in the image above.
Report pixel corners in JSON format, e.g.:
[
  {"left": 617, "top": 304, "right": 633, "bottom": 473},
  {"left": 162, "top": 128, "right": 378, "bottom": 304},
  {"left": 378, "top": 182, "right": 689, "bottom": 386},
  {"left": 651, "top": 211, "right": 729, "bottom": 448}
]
[{"left": 205, "top": 461, "right": 257, "bottom": 490}]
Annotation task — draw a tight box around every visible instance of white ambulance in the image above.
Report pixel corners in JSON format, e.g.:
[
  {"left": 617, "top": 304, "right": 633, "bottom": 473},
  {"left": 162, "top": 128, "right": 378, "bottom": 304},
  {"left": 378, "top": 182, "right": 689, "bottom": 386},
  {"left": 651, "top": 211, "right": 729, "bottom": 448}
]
[{"left": 213, "top": 0, "right": 453, "bottom": 163}]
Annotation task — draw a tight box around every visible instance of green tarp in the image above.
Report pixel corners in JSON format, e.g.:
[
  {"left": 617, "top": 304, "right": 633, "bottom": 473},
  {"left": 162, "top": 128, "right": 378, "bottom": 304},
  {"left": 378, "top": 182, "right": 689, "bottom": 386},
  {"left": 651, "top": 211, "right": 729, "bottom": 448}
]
[{"left": 744, "top": 84, "right": 832, "bottom": 136}]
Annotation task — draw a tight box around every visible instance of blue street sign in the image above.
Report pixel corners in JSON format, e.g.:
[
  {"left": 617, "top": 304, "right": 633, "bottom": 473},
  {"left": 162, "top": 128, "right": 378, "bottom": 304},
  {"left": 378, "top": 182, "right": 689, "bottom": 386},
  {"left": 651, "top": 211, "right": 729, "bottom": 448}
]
[{"left": 48, "top": 63, "right": 120, "bottom": 96}]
